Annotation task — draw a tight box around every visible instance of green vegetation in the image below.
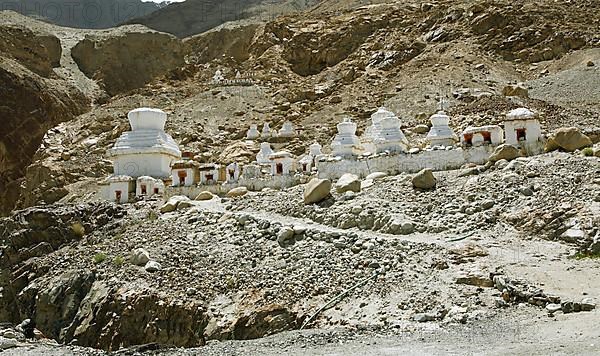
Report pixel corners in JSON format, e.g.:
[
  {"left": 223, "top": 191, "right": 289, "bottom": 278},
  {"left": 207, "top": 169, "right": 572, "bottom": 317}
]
[
  {"left": 113, "top": 255, "right": 125, "bottom": 266},
  {"left": 572, "top": 251, "right": 600, "bottom": 260},
  {"left": 581, "top": 147, "right": 594, "bottom": 156},
  {"left": 93, "top": 252, "right": 107, "bottom": 264}
]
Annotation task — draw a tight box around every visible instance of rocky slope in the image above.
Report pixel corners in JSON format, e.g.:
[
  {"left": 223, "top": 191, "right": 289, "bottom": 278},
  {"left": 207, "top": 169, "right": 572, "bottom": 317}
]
[
  {"left": 16, "top": 0, "right": 599, "bottom": 215},
  {"left": 127, "top": 0, "right": 321, "bottom": 38},
  {"left": 0, "top": 151, "right": 598, "bottom": 352}
]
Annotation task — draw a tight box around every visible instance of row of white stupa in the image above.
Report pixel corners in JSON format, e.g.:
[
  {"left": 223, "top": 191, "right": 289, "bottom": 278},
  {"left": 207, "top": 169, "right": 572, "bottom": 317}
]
[
  {"left": 246, "top": 121, "right": 296, "bottom": 139},
  {"left": 327, "top": 106, "right": 541, "bottom": 157},
  {"left": 103, "top": 106, "right": 542, "bottom": 203},
  {"left": 103, "top": 108, "right": 316, "bottom": 203}
]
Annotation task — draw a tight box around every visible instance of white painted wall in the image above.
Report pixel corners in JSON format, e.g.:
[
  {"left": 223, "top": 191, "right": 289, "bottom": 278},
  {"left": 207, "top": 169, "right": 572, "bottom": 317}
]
[
  {"left": 113, "top": 154, "right": 176, "bottom": 178},
  {"left": 317, "top": 146, "right": 495, "bottom": 179},
  {"left": 505, "top": 120, "right": 542, "bottom": 146},
  {"left": 172, "top": 168, "right": 196, "bottom": 187},
  {"left": 107, "top": 181, "right": 133, "bottom": 203},
  {"left": 164, "top": 175, "right": 304, "bottom": 200}
]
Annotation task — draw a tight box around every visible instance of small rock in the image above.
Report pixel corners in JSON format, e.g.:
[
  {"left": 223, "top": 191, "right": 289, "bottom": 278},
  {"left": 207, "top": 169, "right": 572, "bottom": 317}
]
[
  {"left": 0, "top": 337, "right": 17, "bottom": 349},
  {"left": 413, "top": 124, "right": 430, "bottom": 134},
  {"left": 365, "top": 172, "right": 387, "bottom": 181},
  {"left": 1, "top": 331, "right": 16, "bottom": 339},
  {"left": 277, "top": 227, "right": 295, "bottom": 247},
  {"left": 502, "top": 83, "right": 529, "bottom": 98},
  {"left": 546, "top": 303, "right": 562, "bottom": 314},
  {"left": 520, "top": 187, "right": 534, "bottom": 196},
  {"left": 335, "top": 173, "right": 361, "bottom": 193},
  {"left": 455, "top": 271, "right": 494, "bottom": 287},
  {"left": 561, "top": 301, "right": 574, "bottom": 314},
  {"left": 587, "top": 61, "right": 595, "bottom": 67},
  {"left": 413, "top": 313, "right": 436, "bottom": 322},
  {"left": 489, "top": 144, "right": 521, "bottom": 162},
  {"left": 130, "top": 248, "right": 150, "bottom": 266},
  {"left": 160, "top": 195, "right": 191, "bottom": 213},
  {"left": 144, "top": 261, "right": 162, "bottom": 272},
  {"left": 581, "top": 298, "right": 596, "bottom": 311},
  {"left": 412, "top": 169, "right": 436, "bottom": 189}
]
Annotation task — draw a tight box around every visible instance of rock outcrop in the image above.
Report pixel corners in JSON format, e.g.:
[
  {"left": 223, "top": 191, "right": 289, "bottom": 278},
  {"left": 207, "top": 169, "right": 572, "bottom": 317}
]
[
  {"left": 0, "top": 57, "right": 89, "bottom": 215},
  {"left": 71, "top": 27, "right": 185, "bottom": 95}
]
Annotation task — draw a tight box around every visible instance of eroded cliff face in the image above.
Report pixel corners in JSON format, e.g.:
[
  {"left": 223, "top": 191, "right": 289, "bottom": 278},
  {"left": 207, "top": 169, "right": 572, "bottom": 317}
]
[
  {"left": 0, "top": 57, "right": 89, "bottom": 216},
  {"left": 71, "top": 28, "right": 185, "bottom": 96}
]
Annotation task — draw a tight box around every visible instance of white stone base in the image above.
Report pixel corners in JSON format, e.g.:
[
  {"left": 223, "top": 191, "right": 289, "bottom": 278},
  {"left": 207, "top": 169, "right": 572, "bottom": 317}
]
[{"left": 317, "top": 146, "right": 496, "bottom": 180}]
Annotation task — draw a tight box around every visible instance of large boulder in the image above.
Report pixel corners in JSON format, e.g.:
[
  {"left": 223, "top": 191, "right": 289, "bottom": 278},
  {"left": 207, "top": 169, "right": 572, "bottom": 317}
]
[
  {"left": 195, "top": 191, "right": 215, "bottom": 201},
  {"left": 226, "top": 186, "right": 248, "bottom": 198},
  {"left": 71, "top": 29, "right": 184, "bottom": 95},
  {"left": 304, "top": 178, "right": 332, "bottom": 204},
  {"left": 412, "top": 169, "right": 436, "bottom": 190},
  {"left": 546, "top": 127, "right": 592, "bottom": 152},
  {"left": 335, "top": 173, "right": 361, "bottom": 194},
  {"left": 160, "top": 195, "right": 191, "bottom": 213},
  {"left": 488, "top": 144, "right": 521, "bottom": 162}
]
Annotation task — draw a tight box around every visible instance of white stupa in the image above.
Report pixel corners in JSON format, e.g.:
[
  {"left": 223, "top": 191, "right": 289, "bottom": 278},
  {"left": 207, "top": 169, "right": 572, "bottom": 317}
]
[
  {"left": 363, "top": 107, "right": 409, "bottom": 153},
  {"left": 107, "top": 108, "right": 181, "bottom": 178},
  {"left": 256, "top": 142, "right": 274, "bottom": 164},
  {"left": 278, "top": 121, "right": 295, "bottom": 137},
  {"left": 426, "top": 111, "right": 458, "bottom": 147},
  {"left": 246, "top": 124, "right": 260, "bottom": 140},
  {"left": 331, "top": 118, "right": 361, "bottom": 157},
  {"left": 262, "top": 123, "right": 271, "bottom": 137},
  {"left": 299, "top": 142, "right": 323, "bottom": 172}
]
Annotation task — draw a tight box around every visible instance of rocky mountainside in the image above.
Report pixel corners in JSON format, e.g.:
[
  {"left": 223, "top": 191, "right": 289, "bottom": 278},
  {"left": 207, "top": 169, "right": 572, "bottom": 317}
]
[
  {"left": 0, "top": 0, "right": 163, "bottom": 29},
  {"left": 126, "top": 0, "right": 321, "bottom": 38},
  {"left": 0, "top": 11, "right": 188, "bottom": 214},
  {"left": 10, "top": 0, "right": 597, "bottom": 215}
]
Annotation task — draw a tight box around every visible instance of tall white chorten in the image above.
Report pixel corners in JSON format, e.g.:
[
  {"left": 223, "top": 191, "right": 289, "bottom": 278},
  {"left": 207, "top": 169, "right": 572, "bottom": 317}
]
[
  {"left": 256, "top": 142, "right": 274, "bottom": 164},
  {"left": 331, "top": 118, "right": 361, "bottom": 157},
  {"left": 107, "top": 108, "right": 181, "bottom": 178},
  {"left": 426, "top": 111, "right": 458, "bottom": 147},
  {"left": 363, "top": 107, "right": 408, "bottom": 153}
]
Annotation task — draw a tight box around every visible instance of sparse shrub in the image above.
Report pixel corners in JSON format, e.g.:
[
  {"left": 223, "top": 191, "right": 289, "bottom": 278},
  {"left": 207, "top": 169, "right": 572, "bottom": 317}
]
[
  {"left": 114, "top": 255, "right": 125, "bottom": 266},
  {"left": 148, "top": 210, "right": 158, "bottom": 221},
  {"left": 71, "top": 222, "right": 86, "bottom": 237},
  {"left": 581, "top": 147, "right": 594, "bottom": 156},
  {"left": 93, "top": 252, "right": 107, "bottom": 264},
  {"left": 226, "top": 276, "right": 237, "bottom": 289}
]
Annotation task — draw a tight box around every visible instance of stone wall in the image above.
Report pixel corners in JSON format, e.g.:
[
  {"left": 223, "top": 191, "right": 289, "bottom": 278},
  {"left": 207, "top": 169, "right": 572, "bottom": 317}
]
[
  {"left": 164, "top": 175, "right": 306, "bottom": 199},
  {"left": 317, "top": 146, "right": 495, "bottom": 179}
]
